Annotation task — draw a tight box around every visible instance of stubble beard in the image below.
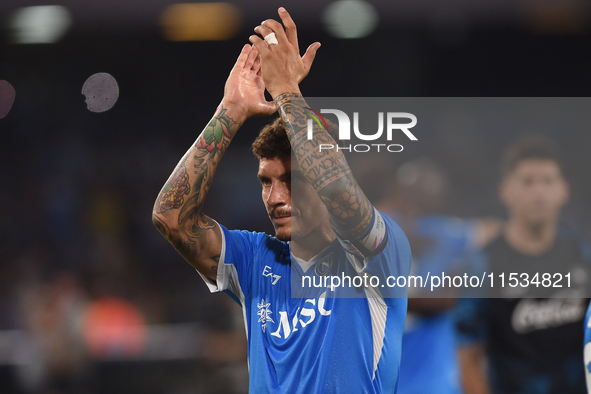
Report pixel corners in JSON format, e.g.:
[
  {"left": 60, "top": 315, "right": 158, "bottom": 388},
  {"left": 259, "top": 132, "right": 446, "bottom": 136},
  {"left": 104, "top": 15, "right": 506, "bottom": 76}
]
[{"left": 275, "top": 228, "right": 291, "bottom": 242}]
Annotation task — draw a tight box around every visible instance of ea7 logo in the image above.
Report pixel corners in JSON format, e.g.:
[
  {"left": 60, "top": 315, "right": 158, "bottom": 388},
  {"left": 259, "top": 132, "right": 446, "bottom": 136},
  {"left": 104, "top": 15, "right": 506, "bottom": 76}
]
[
  {"left": 307, "top": 109, "right": 417, "bottom": 141},
  {"left": 262, "top": 265, "right": 281, "bottom": 285}
]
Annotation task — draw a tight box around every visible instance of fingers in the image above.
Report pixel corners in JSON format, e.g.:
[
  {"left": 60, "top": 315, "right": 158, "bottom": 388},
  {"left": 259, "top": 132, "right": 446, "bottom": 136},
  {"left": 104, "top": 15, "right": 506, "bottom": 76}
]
[
  {"left": 244, "top": 44, "right": 259, "bottom": 70},
  {"left": 234, "top": 44, "right": 251, "bottom": 68},
  {"left": 249, "top": 34, "right": 271, "bottom": 57},
  {"left": 254, "top": 24, "right": 274, "bottom": 41},
  {"left": 253, "top": 25, "right": 275, "bottom": 50},
  {"left": 301, "top": 42, "right": 321, "bottom": 71},
  {"left": 260, "top": 18, "right": 289, "bottom": 46},
  {"left": 277, "top": 7, "right": 298, "bottom": 48},
  {"left": 252, "top": 53, "right": 261, "bottom": 74}
]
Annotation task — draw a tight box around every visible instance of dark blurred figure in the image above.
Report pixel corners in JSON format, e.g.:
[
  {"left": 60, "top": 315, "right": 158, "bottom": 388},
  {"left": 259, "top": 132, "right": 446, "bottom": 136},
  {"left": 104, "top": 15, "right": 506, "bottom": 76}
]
[
  {"left": 373, "top": 157, "right": 501, "bottom": 394},
  {"left": 456, "top": 136, "right": 591, "bottom": 394},
  {"left": 15, "top": 271, "right": 91, "bottom": 394}
]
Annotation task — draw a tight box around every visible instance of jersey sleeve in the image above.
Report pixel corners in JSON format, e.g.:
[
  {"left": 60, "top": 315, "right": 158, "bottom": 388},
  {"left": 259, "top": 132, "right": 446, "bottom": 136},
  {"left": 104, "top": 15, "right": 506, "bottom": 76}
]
[
  {"left": 412, "top": 216, "right": 480, "bottom": 278},
  {"left": 196, "top": 223, "right": 267, "bottom": 305},
  {"left": 454, "top": 297, "right": 490, "bottom": 346},
  {"left": 336, "top": 212, "right": 412, "bottom": 299},
  {"left": 440, "top": 217, "right": 480, "bottom": 253},
  {"left": 452, "top": 244, "right": 491, "bottom": 345},
  {"left": 365, "top": 212, "right": 412, "bottom": 276},
  {"left": 336, "top": 207, "right": 389, "bottom": 259}
]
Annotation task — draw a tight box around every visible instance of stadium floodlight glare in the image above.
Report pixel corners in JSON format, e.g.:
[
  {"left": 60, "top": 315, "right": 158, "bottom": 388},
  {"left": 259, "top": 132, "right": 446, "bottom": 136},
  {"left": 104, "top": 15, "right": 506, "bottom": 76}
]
[
  {"left": 160, "top": 3, "right": 242, "bottom": 41},
  {"left": 322, "top": 0, "right": 379, "bottom": 39},
  {"left": 8, "top": 5, "right": 72, "bottom": 44}
]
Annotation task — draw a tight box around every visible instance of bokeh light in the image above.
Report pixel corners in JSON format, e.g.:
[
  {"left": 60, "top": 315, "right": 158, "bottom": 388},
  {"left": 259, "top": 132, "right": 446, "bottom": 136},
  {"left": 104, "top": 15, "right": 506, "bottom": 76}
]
[
  {"left": 82, "top": 298, "right": 147, "bottom": 358},
  {"left": 322, "top": 0, "right": 379, "bottom": 39},
  {"left": 82, "top": 73, "right": 120, "bottom": 113},
  {"left": 8, "top": 5, "right": 72, "bottom": 44},
  {"left": 160, "top": 3, "right": 241, "bottom": 41}
]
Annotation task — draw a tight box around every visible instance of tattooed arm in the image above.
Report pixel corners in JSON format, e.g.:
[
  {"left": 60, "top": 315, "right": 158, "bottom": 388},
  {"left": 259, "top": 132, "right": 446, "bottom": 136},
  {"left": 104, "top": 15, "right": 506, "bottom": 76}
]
[
  {"left": 153, "top": 44, "right": 275, "bottom": 280},
  {"left": 275, "top": 93, "right": 379, "bottom": 249},
  {"left": 152, "top": 105, "right": 239, "bottom": 280},
  {"left": 250, "top": 9, "right": 383, "bottom": 255}
]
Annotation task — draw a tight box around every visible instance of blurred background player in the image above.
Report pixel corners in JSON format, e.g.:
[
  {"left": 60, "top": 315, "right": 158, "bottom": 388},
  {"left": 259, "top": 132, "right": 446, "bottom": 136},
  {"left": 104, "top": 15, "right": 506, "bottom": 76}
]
[
  {"left": 370, "top": 157, "right": 501, "bottom": 394},
  {"left": 456, "top": 136, "right": 591, "bottom": 394}
]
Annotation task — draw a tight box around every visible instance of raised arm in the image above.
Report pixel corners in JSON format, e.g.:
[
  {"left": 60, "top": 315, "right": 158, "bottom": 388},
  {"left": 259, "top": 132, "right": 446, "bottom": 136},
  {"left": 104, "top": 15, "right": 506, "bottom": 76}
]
[
  {"left": 250, "top": 8, "right": 384, "bottom": 256},
  {"left": 152, "top": 44, "right": 275, "bottom": 280}
]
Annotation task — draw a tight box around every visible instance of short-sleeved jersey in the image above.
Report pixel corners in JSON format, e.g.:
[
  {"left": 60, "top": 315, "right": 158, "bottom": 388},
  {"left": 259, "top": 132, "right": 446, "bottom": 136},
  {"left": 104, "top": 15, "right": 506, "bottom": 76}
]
[
  {"left": 585, "top": 302, "right": 591, "bottom": 393},
  {"left": 199, "top": 213, "right": 411, "bottom": 394},
  {"left": 398, "top": 215, "right": 478, "bottom": 394},
  {"left": 456, "top": 228, "right": 591, "bottom": 394}
]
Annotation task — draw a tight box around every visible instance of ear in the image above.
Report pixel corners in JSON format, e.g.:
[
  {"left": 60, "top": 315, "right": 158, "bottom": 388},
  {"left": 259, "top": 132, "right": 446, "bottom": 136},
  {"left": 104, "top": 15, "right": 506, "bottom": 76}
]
[{"left": 560, "top": 178, "right": 570, "bottom": 205}]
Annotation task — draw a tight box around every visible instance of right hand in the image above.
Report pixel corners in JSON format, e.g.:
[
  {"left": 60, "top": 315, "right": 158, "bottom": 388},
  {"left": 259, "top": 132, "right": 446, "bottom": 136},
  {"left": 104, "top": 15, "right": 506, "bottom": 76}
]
[
  {"left": 221, "top": 44, "right": 276, "bottom": 122},
  {"left": 249, "top": 7, "right": 321, "bottom": 98}
]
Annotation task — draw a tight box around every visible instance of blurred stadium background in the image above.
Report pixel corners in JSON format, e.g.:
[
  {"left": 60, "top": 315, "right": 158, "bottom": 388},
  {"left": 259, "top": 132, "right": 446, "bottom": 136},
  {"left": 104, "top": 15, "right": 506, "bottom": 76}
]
[{"left": 1, "top": 0, "right": 591, "bottom": 393}]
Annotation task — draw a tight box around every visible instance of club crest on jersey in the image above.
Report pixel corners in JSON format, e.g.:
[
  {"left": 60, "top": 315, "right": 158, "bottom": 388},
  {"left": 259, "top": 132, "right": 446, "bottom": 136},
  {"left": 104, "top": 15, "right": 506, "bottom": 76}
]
[
  {"left": 257, "top": 298, "right": 274, "bottom": 333},
  {"left": 315, "top": 254, "right": 333, "bottom": 276}
]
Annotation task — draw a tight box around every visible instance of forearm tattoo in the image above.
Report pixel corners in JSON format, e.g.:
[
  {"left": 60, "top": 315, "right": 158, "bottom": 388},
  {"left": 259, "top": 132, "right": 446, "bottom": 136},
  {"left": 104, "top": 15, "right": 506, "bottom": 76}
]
[
  {"left": 274, "top": 93, "right": 374, "bottom": 240},
  {"left": 153, "top": 106, "right": 240, "bottom": 257},
  {"left": 155, "top": 157, "right": 190, "bottom": 214}
]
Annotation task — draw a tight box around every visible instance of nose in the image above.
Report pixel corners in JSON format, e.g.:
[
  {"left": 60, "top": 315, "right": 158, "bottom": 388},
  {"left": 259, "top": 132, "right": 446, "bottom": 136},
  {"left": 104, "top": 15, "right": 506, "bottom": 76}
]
[{"left": 266, "top": 181, "right": 289, "bottom": 207}]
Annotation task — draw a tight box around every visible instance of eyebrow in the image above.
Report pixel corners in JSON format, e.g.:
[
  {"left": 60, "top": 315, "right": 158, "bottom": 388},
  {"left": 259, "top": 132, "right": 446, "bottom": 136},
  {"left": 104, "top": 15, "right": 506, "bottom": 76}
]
[{"left": 256, "top": 171, "right": 292, "bottom": 182}]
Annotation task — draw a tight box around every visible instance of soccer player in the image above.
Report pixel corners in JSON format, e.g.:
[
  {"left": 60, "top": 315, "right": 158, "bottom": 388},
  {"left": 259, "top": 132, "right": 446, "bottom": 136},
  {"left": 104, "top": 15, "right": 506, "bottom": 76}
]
[
  {"left": 374, "top": 158, "right": 501, "bottom": 394},
  {"left": 152, "top": 8, "right": 411, "bottom": 393},
  {"left": 456, "top": 136, "right": 591, "bottom": 394},
  {"left": 586, "top": 301, "right": 591, "bottom": 393}
]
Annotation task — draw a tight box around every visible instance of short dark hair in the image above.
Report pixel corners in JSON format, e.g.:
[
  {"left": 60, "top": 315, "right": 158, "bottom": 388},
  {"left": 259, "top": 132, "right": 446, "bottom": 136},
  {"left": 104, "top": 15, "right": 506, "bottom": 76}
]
[
  {"left": 252, "top": 117, "right": 292, "bottom": 160},
  {"left": 500, "top": 135, "right": 563, "bottom": 178},
  {"left": 252, "top": 116, "right": 340, "bottom": 160}
]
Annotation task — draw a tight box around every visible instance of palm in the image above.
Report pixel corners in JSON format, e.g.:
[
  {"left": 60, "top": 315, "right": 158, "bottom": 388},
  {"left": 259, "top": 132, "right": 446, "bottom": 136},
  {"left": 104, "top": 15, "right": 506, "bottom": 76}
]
[
  {"left": 224, "top": 45, "right": 275, "bottom": 118},
  {"left": 226, "top": 70, "right": 266, "bottom": 111}
]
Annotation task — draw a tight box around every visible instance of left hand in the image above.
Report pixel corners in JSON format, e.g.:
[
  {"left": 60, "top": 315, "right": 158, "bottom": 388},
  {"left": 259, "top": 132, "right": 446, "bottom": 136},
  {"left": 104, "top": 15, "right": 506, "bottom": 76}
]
[
  {"left": 221, "top": 44, "right": 277, "bottom": 122},
  {"left": 249, "top": 7, "right": 321, "bottom": 98}
]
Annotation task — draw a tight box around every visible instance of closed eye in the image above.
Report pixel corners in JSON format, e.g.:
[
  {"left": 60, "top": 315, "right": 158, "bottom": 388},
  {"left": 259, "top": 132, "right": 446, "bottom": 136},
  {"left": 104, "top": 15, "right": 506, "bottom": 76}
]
[{"left": 258, "top": 175, "right": 271, "bottom": 186}]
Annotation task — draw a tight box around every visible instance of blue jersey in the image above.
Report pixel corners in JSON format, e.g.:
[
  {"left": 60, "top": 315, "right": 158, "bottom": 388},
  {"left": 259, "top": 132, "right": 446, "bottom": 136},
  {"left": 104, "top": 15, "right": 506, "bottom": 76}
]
[
  {"left": 585, "top": 302, "right": 591, "bottom": 393},
  {"left": 397, "top": 215, "right": 477, "bottom": 394},
  {"left": 199, "top": 213, "right": 411, "bottom": 393}
]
